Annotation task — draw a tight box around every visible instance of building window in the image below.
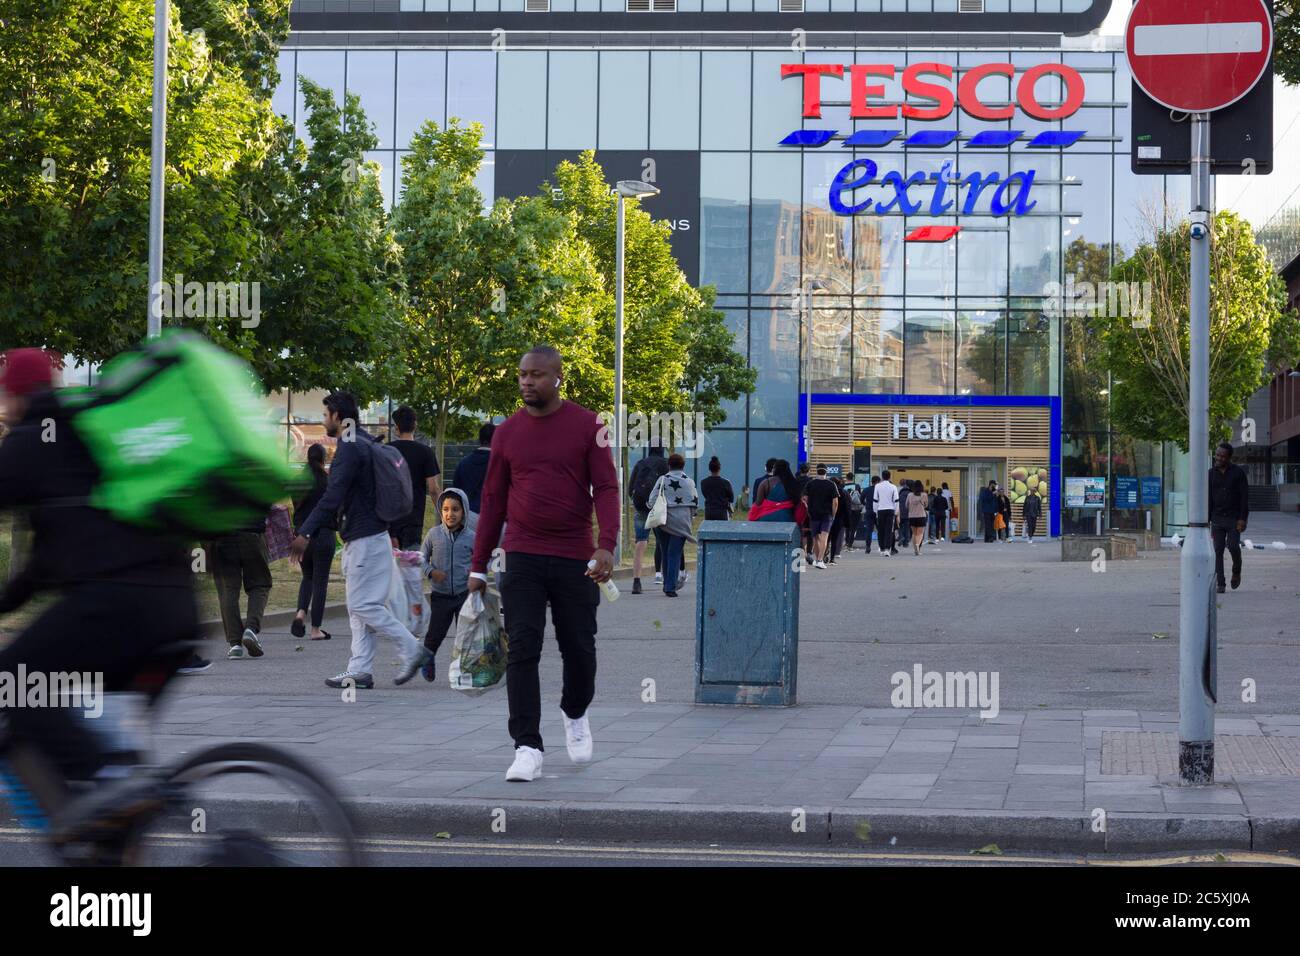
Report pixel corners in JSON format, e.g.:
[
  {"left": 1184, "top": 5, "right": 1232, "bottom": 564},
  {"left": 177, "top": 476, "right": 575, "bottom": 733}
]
[
  {"left": 525, "top": 0, "right": 549, "bottom": 9},
  {"left": 627, "top": 0, "right": 677, "bottom": 9},
  {"left": 779, "top": 0, "right": 804, "bottom": 10}
]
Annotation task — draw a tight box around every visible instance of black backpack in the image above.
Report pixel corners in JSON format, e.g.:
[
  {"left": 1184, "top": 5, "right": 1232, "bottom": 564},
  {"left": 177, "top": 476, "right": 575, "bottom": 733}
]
[
  {"left": 368, "top": 439, "right": 414, "bottom": 524},
  {"left": 630, "top": 458, "right": 666, "bottom": 512}
]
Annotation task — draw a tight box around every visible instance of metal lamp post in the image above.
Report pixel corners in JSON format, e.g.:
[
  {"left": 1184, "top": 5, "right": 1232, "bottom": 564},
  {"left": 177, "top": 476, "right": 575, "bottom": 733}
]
[
  {"left": 613, "top": 179, "right": 660, "bottom": 566},
  {"left": 146, "top": 0, "right": 168, "bottom": 340}
]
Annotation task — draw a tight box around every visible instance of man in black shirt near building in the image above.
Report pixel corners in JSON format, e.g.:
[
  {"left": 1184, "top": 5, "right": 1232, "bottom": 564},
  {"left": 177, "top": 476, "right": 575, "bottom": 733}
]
[
  {"left": 388, "top": 405, "right": 442, "bottom": 549},
  {"left": 802, "top": 465, "right": 839, "bottom": 570},
  {"left": 1209, "top": 441, "right": 1249, "bottom": 594},
  {"left": 452, "top": 422, "right": 495, "bottom": 515}
]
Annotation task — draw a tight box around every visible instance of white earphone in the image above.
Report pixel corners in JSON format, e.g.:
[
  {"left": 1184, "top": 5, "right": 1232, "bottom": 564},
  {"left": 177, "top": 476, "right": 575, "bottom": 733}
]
[{"left": 554, "top": 378, "right": 561, "bottom": 387}]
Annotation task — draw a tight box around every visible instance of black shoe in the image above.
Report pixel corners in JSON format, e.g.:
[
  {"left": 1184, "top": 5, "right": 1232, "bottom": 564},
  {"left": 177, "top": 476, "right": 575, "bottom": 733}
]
[
  {"left": 291, "top": 617, "right": 306, "bottom": 638},
  {"left": 632, "top": 578, "right": 642, "bottom": 594},
  {"left": 664, "top": 591, "right": 678, "bottom": 598},
  {"left": 1216, "top": 581, "right": 1226, "bottom": 594},
  {"left": 1231, "top": 573, "right": 1241, "bottom": 590},
  {"left": 177, "top": 654, "right": 212, "bottom": 675}
]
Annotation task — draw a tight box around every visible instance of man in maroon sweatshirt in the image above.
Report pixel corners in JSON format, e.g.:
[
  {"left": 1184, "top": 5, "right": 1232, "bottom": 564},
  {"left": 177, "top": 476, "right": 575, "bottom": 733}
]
[{"left": 468, "top": 346, "right": 619, "bottom": 781}]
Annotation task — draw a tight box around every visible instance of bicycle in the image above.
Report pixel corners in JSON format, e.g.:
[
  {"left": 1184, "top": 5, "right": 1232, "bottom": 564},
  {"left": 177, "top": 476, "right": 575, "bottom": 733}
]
[{"left": 0, "top": 640, "right": 364, "bottom": 866}]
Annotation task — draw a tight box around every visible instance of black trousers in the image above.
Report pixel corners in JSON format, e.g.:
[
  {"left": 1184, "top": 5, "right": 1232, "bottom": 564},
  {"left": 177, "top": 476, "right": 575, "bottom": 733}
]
[
  {"left": 0, "top": 582, "right": 199, "bottom": 781},
  {"left": 875, "top": 510, "right": 895, "bottom": 552},
  {"left": 860, "top": 510, "right": 876, "bottom": 551},
  {"left": 424, "top": 590, "right": 469, "bottom": 655},
  {"left": 1025, "top": 516, "right": 1039, "bottom": 539},
  {"left": 844, "top": 511, "right": 860, "bottom": 548},
  {"left": 1212, "top": 521, "right": 1242, "bottom": 585},
  {"left": 391, "top": 523, "right": 423, "bottom": 550},
  {"left": 983, "top": 513, "right": 997, "bottom": 542},
  {"left": 209, "top": 532, "right": 272, "bottom": 645},
  {"left": 500, "top": 552, "right": 599, "bottom": 751},
  {"left": 296, "top": 532, "right": 336, "bottom": 628}
]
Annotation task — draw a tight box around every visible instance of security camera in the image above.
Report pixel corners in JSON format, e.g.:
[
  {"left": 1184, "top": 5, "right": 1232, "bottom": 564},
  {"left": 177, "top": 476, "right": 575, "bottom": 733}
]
[{"left": 1190, "top": 222, "right": 1208, "bottom": 240}]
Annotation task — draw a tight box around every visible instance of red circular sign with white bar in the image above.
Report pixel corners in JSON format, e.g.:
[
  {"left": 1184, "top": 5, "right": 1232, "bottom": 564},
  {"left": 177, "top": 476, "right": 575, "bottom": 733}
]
[{"left": 1125, "top": 0, "right": 1273, "bottom": 113}]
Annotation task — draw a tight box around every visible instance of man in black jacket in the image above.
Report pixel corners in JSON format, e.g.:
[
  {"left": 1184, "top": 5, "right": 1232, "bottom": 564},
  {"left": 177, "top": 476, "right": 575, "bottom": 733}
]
[
  {"left": 0, "top": 349, "right": 199, "bottom": 781},
  {"left": 452, "top": 421, "right": 494, "bottom": 515},
  {"left": 1209, "top": 441, "right": 1249, "bottom": 593}
]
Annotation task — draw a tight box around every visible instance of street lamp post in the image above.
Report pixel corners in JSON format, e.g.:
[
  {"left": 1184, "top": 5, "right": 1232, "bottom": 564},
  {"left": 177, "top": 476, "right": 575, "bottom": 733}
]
[
  {"left": 614, "top": 179, "right": 660, "bottom": 566},
  {"left": 146, "top": 0, "right": 168, "bottom": 340}
]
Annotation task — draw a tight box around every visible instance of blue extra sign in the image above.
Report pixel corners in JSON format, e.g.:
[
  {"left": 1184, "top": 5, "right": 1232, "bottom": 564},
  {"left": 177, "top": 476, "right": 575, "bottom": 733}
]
[
  {"left": 1140, "top": 476, "right": 1162, "bottom": 506},
  {"left": 1115, "top": 476, "right": 1139, "bottom": 509}
]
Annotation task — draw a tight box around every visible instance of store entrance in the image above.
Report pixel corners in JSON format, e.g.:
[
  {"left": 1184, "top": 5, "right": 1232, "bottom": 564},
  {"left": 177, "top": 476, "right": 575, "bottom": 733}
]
[{"left": 888, "top": 464, "right": 965, "bottom": 538}]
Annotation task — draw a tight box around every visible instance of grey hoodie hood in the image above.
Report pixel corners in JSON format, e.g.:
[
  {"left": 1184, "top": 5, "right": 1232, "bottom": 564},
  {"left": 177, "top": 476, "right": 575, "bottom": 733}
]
[{"left": 436, "top": 487, "right": 478, "bottom": 532}]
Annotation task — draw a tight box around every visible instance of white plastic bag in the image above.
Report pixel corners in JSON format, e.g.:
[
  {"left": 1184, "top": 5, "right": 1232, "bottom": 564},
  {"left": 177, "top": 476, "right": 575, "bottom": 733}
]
[
  {"left": 644, "top": 484, "right": 668, "bottom": 530},
  {"left": 449, "top": 590, "right": 508, "bottom": 694},
  {"left": 386, "top": 550, "right": 428, "bottom": 635}
]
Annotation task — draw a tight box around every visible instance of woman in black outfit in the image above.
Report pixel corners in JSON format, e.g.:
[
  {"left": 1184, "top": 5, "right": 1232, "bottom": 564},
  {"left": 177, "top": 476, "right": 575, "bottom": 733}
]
[
  {"left": 290, "top": 443, "right": 337, "bottom": 640},
  {"left": 700, "top": 456, "right": 735, "bottom": 521}
]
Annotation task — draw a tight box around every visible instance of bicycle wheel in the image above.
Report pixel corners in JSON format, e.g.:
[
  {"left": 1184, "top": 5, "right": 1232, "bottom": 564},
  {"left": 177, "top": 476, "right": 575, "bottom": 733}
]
[{"left": 122, "top": 742, "right": 365, "bottom": 867}]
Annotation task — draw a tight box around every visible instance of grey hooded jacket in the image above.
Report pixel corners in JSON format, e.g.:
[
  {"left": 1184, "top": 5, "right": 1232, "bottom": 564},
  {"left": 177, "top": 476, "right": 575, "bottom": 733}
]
[{"left": 420, "top": 488, "right": 478, "bottom": 596}]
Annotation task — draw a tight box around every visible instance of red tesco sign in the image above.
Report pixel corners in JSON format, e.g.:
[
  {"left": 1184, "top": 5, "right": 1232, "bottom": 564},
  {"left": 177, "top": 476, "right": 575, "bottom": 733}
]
[{"left": 782, "top": 62, "right": 1086, "bottom": 122}]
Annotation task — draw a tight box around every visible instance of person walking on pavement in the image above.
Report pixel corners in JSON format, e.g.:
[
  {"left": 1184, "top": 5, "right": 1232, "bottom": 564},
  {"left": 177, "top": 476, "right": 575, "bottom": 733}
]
[
  {"left": 467, "top": 346, "right": 619, "bottom": 783},
  {"left": 290, "top": 443, "right": 336, "bottom": 641},
  {"left": 795, "top": 461, "right": 813, "bottom": 561},
  {"left": 828, "top": 475, "right": 854, "bottom": 564},
  {"left": 290, "top": 391, "right": 433, "bottom": 690},
  {"left": 979, "top": 480, "right": 999, "bottom": 543},
  {"left": 1022, "top": 485, "right": 1042, "bottom": 544},
  {"left": 861, "top": 475, "right": 880, "bottom": 552},
  {"left": 452, "top": 422, "right": 495, "bottom": 516},
  {"left": 387, "top": 405, "right": 441, "bottom": 550},
  {"left": 207, "top": 511, "right": 272, "bottom": 660},
  {"left": 700, "top": 455, "right": 735, "bottom": 521},
  {"left": 418, "top": 488, "right": 477, "bottom": 681},
  {"left": 930, "top": 484, "right": 949, "bottom": 544},
  {"left": 802, "top": 465, "right": 839, "bottom": 569},
  {"left": 752, "top": 458, "right": 776, "bottom": 506},
  {"left": 907, "top": 480, "right": 929, "bottom": 555},
  {"left": 873, "top": 469, "right": 899, "bottom": 557},
  {"left": 998, "top": 487, "right": 1012, "bottom": 542},
  {"left": 1210, "top": 441, "right": 1249, "bottom": 594},
  {"left": 628, "top": 445, "right": 670, "bottom": 595},
  {"left": 648, "top": 453, "right": 698, "bottom": 596},
  {"left": 749, "top": 459, "right": 799, "bottom": 522},
  {"left": 842, "top": 473, "right": 863, "bottom": 552}
]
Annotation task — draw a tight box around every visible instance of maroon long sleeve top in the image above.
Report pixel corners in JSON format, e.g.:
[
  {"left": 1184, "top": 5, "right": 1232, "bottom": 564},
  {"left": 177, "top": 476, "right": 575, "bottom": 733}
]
[{"left": 470, "top": 400, "right": 620, "bottom": 572}]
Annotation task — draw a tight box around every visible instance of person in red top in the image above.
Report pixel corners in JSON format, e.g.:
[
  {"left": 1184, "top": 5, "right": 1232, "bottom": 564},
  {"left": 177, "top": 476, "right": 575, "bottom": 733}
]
[{"left": 468, "top": 346, "right": 619, "bottom": 782}]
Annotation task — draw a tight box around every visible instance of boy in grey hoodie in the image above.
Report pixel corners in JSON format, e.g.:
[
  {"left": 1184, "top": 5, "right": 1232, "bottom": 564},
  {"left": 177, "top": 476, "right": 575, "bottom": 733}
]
[{"left": 419, "top": 488, "right": 478, "bottom": 682}]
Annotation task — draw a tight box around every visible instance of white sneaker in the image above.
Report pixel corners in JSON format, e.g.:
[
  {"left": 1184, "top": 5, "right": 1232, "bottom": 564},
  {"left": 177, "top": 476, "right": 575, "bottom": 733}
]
[
  {"left": 679, "top": 571, "right": 688, "bottom": 585},
  {"left": 562, "top": 710, "right": 594, "bottom": 764},
  {"left": 654, "top": 572, "right": 663, "bottom": 584},
  {"left": 506, "top": 746, "right": 544, "bottom": 782},
  {"left": 814, "top": 560, "right": 827, "bottom": 569}
]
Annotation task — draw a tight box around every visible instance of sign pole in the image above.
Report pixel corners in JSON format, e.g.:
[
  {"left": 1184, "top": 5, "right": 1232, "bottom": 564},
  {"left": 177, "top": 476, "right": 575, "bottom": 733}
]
[{"left": 1179, "top": 111, "right": 1216, "bottom": 785}]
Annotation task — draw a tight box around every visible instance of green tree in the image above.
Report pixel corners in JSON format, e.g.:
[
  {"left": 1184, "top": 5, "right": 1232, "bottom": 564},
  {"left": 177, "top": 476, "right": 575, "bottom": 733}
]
[
  {"left": 0, "top": 0, "right": 276, "bottom": 361},
  {"left": 1276, "top": 1, "right": 1300, "bottom": 86},
  {"left": 1101, "top": 211, "right": 1300, "bottom": 451},
  {"left": 391, "top": 120, "right": 606, "bottom": 462},
  {"left": 540, "top": 151, "right": 754, "bottom": 430}
]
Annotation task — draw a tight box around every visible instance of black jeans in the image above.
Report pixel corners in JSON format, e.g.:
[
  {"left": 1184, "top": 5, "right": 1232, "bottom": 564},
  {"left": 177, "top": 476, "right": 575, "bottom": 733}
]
[
  {"left": 983, "top": 513, "right": 997, "bottom": 542},
  {"left": 0, "top": 582, "right": 199, "bottom": 781},
  {"left": 1025, "top": 516, "right": 1039, "bottom": 539},
  {"left": 500, "top": 552, "right": 599, "bottom": 751},
  {"left": 844, "top": 511, "right": 860, "bottom": 548},
  {"left": 1212, "top": 521, "right": 1242, "bottom": 585},
  {"left": 425, "top": 590, "right": 469, "bottom": 656},
  {"left": 296, "top": 532, "right": 336, "bottom": 628},
  {"left": 860, "top": 510, "right": 876, "bottom": 551},
  {"left": 209, "top": 532, "right": 272, "bottom": 645},
  {"left": 875, "top": 510, "right": 895, "bottom": 552}
]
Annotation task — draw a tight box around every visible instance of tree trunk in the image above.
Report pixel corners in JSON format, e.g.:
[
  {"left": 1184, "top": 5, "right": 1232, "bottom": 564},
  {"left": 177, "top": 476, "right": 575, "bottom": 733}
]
[{"left": 436, "top": 400, "right": 449, "bottom": 478}]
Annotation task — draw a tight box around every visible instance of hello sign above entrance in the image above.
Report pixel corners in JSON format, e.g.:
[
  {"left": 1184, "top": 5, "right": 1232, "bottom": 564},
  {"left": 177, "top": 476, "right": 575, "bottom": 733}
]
[
  {"left": 780, "top": 61, "right": 1088, "bottom": 241},
  {"left": 893, "top": 413, "right": 968, "bottom": 443}
]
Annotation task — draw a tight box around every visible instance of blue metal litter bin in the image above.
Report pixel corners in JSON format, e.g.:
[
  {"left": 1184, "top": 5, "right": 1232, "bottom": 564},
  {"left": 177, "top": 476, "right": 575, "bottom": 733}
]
[{"left": 694, "top": 520, "right": 800, "bottom": 706}]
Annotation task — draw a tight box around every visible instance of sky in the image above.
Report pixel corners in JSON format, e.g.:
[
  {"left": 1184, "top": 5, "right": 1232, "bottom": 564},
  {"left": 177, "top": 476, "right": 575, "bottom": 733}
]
[{"left": 1099, "top": 0, "right": 1300, "bottom": 232}]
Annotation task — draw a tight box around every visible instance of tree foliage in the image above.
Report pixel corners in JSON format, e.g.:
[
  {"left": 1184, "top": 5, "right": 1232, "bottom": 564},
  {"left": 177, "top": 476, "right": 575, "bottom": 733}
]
[
  {"left": 1101, "top": 211, "right": 1299, "bottom": 451},
  {"left": 1277, "top": 1, "right": 1300, "bottom": 87}
]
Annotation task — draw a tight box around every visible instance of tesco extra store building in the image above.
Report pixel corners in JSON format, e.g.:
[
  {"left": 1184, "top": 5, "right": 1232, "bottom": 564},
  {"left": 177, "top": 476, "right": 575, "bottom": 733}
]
[{"left": 279, "top": 0, "right": 1197, "bottom": 538}]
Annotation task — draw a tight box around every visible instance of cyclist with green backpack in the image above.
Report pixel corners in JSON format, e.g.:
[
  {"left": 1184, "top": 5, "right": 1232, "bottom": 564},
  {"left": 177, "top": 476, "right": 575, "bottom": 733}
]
[{"left": 0, "top": 348, "right": 200, "bottom": 782}]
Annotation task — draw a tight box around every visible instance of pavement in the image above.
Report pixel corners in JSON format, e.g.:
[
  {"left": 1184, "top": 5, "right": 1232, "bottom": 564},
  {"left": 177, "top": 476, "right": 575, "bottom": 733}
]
[{"left": 7, "top": 512, "right": 1300, "bottom": 857}]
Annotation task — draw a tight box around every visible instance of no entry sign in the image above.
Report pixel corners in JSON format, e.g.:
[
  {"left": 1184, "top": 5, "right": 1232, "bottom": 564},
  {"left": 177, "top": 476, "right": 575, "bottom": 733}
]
[{"left": 1125, "top": 0, "right": 1273, "bottom": 113}]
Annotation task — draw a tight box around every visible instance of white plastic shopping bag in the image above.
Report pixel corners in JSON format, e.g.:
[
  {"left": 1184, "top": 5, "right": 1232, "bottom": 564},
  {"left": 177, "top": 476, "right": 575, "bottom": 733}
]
[{"left": 448, "top": 590, "right": 508, "bottom": 694}]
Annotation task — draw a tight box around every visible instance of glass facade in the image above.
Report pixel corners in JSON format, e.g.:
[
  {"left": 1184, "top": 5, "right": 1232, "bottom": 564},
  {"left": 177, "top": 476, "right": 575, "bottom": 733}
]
[{"left": 273, "top": 30, "right": 1191, "bottom": 532}]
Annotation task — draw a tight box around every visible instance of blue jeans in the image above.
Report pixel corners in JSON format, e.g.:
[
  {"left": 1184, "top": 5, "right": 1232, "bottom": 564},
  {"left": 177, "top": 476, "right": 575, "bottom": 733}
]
[{"left": 662, "top": 534, "right": 686, "bottom": 594}]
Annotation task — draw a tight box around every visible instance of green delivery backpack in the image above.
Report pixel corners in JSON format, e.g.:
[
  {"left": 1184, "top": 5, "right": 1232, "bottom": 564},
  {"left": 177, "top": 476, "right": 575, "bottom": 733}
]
[{"left": 58, "top": 330, "right": 300, "bottom": 536}]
